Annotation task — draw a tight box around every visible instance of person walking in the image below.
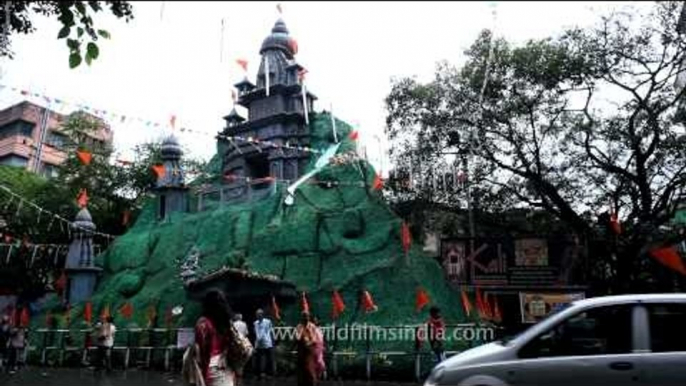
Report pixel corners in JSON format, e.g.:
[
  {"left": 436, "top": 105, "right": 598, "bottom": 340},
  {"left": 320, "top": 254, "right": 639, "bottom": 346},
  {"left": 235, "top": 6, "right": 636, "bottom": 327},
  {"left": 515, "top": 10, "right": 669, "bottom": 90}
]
[
  {"left": 96, "top": 316, "right": 116, "bottom": 371},
  {"left": 194, "top": 290, "right": 237, "bottom": 386},
  {"left": 427, "top": 306, "right": 446, "bottom": 363},
  {"left": 231, "top": 314, "right": 248, "bottom": 385},
  {"left": 0, "top": 315, "right": 9, "bottom": 372},
  {"left": 253, "top": 309, "right": 275, "bottom": 379},
  {"left": 295, "top": 311, "right": 321, "bottom": 386},
  {"left": 7, "top": 323, "right": 26, "bottom": 374}
]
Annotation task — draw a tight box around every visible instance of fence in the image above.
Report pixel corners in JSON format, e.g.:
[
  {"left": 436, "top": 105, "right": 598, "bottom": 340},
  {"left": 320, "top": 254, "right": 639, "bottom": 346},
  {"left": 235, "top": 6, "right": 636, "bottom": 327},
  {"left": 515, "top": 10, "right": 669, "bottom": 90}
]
[{"left": 24, "top": 323, "right": 500, "bottom": 381}]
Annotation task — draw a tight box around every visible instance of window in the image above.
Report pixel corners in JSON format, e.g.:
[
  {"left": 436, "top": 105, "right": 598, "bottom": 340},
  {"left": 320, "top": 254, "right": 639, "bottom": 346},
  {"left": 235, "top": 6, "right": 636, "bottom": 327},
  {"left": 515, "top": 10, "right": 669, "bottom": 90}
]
[
  {"left": 648, "top": 303, "right": 686, "bottom": 352},
  {"left": 0, "top": 121, "right": 34, "bottom": 140},
  {"left": 519, "top": 305, "right": 633, "bottom": 358},
  {"left": 40, "top": 163, "right": 60, "bottom": 179},
  {"left": 0, "top": 155, "right": 29, "bottom": 168},
  {"left": 46, "top": 131, "right": 68, "bottom": 150}
]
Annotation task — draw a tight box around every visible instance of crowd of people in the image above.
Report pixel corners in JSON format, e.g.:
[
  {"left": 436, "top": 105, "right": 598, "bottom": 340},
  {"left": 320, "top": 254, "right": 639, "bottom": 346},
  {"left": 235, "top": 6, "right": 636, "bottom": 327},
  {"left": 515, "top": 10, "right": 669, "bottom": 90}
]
[{"left": 185, "top": 290, "right": 328, "bottom": 386}]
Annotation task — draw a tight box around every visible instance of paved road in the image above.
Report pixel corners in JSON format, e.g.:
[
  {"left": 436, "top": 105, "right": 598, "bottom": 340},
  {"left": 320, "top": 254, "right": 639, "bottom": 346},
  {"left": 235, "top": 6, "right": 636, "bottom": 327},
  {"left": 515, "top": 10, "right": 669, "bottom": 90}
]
[{"left": 0, "top": 368, "right": 419, "bottom": 386}]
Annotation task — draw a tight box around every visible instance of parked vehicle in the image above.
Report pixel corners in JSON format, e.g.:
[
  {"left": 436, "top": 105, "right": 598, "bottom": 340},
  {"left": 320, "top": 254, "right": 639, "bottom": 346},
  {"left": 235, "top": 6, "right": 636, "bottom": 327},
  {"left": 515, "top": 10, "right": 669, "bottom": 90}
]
[{"left": 425, "top": 294, "right": 686, "bottom": 386}]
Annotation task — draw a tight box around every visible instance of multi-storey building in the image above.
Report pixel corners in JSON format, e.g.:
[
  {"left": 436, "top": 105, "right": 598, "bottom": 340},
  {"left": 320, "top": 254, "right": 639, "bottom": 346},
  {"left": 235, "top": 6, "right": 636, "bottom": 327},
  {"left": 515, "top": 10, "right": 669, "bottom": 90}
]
[{"left": 0, "top": 101, "right": 113, "bottom": 178}]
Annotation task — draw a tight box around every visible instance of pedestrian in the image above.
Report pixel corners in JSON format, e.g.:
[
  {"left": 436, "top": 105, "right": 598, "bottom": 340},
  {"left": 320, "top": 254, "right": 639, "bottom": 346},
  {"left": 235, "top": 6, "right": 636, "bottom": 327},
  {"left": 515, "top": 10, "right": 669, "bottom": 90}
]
[
  {"left": 253, "top": 308, "right": 275, "bottom": 379},
  {"left": 194, "top": 290, "right": 240, "bottom": 386},
  {"left": 311, "top": 316, "right": 326, "bottom": 380},
  {"left": 96, "top": 315, "right": 116, "bottom": 371},
  {"left": 232, "top": 314, "right": 248, "bottom": 385},
  {"left": 295, "top": 311, "right": 320, "bottom": 386},
  {"left": 0, "top": 315, "right": 10, "bottom": 372},
  {"left": 427, "top": 306, "right": 446, "bottom": 363},
  {"left": 232, "top": 314, "right": 248, "bottom": 339},
  {"left": 7, "top": 323, "right": 26, "bottom": 374}
]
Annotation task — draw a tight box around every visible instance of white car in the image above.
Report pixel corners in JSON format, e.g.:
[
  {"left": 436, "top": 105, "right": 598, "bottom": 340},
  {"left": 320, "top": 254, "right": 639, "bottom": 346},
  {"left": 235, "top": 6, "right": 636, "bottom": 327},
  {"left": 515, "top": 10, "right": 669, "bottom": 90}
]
[{"left": 425, "top": 294, "right": 686, "bottom": 386}]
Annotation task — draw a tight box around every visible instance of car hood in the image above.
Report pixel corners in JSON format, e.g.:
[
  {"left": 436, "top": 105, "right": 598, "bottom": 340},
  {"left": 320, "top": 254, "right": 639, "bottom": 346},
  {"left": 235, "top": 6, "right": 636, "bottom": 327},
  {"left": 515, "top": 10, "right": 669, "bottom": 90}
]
[{"left": 441, "top": 342, "right": 509, "bottom": 368}]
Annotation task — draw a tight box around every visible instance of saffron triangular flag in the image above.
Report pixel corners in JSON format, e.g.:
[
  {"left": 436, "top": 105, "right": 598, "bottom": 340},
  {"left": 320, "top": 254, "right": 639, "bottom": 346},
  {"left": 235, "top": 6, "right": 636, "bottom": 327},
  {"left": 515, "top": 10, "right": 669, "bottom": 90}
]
[
  {"left": 76, "top": 149, "right": 92, "bottom": 166},
  {"left": 373, "top": 174, "right": 384, "bottom": 191},
  {"left": 271, "top": 295, "right": 281, "bottom": 321},
  {"left": 609, "top": 211, "right": 622, "bottom": 235},
  {"left": 332, "top": 290, "right": 346, "bottom": 320},
  {"left": 300, "top": 292, "right": 310, "bottom": 314},
  {"left": 20, "top": 307, "right": 30, "bottom": 327},
  {"left": 101, "top": 304, "right": 111, "bottom": 320},
  {"left": 415, "top": 287, "right": 430, "bottom": 312},
  {"left": 401, "top": 222, "right": 412, "bottom": 254},
  {"left": 289, "top": 38, "right": 299, "bottom": 55},
  {"left": 349, "top": 130, "right": 359, "bottom": 141},
  {"left": 361, "top": 290, "right": 378, "bottom": 313},
  {"left": 461, "top": 290, "right": 473, "bottom": 317},
  {"left": 493, "top": 296, "right": 502, "bottom": 323},
  {"left": 483, "top": 293, "right": 493, "bottom": 320},
  {"left": 122, "top": 209, "right": 131, "bottom": 226},
  {"left": 120, "top": 302, "right": 134, "bottom": 319},
  {"left": 475, "top": 288, "right": 486, "bottom": 319},
  {"left": 649, "top": 246, "right": 686, "bottom": 275},
  {"left": 146, "top": 304, "right": 157, "bottom": 327},
  {"left": 236, "top": 58, "right": 248, "bottom": 72},
  {"left": 84, "top": 302, "right": 93, "bottom": 324},
  {"left": 76, "top": 189, "right": 88, "bottom": 208},
  {"left": 151, "top": 164, "right": 166, "bottom": 179}
]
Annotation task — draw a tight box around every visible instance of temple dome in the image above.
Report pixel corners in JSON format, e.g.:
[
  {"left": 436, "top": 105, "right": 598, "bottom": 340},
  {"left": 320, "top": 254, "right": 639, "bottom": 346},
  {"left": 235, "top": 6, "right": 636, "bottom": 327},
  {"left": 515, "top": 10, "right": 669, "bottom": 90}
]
[
  {"left": 259, "top": 19, "right": 296, "bottom": 58},
  {"left": 161, "top": 135, "right": 183, "bottom": 159},
  {"left": 72, "top": 208, "right": 96, "bottom": 232}
]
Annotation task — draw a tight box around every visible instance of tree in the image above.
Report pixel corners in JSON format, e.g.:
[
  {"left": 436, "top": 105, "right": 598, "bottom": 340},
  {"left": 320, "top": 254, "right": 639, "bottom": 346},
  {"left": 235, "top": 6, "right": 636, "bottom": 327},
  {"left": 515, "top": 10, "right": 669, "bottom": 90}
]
[
  {"left": 0, "top": 1, "right": 133, "bottom": 68},
  {"left": 385, "top": 2, "right": 686, "bottom": 293}
]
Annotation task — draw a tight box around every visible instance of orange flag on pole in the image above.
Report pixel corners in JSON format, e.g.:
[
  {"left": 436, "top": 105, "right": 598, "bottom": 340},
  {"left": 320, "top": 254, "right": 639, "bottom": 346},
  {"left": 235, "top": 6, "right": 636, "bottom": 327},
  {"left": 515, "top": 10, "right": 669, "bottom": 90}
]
[
  {"left": 76, "top": 189, "right": 88, "bottom": 208},
  {"left": 151, "top": 164, "right": 166, "bottom": 179},
  {"left": 271, "top": 295, "right": 281, "bottom": 321},
  {"left": 84, "top": 302, "right": 93, "bottom": 324},
  {"left": 300, "top": 292, "right": 310, "bottom": 314},
  {"left": 372, "top": 174, "right": 384, "bottom": 191},
  {"left": 76, "top": 149, "right": 92, "bottom": 166},
  {"left": 236, "top": 59, "right": 248, "bottom": 72},
  {"left": 415, "top": 287, "right": 430, "bottom": 312},
  {"left": 475, "top": 288, "right": 486, "bottom": 319},
  {"left": 348, "top": 130, "right": 359, "bottom": 141},
  {"left": 361, "top": 290, "right": 378, "bottom": 313},
  {"left": 120, "top": 302, "right": 134, "bottom": 319},
  {"left": 483, "top": 293, "right": 493, "bottom": 320},
  {"left": 20, "top": 307, "right": 30, "bottom": 327},
  {"left": 332, "top": 290, "right": 346, "bottom": 320},
  {"left": 101, "top": 304, "right": 111, "bottom": 320},
  {"left": 401, "top": 222, "right": 412, "bottom": 254},
  {"left": 461, "top": 289, "right": 473, "bottom": 317},
  {"left": 493, "top": 296, "right": 502, "bottom": 323},
  {"left": 649, "top": 246, "right": 686, "bottom": 275}
]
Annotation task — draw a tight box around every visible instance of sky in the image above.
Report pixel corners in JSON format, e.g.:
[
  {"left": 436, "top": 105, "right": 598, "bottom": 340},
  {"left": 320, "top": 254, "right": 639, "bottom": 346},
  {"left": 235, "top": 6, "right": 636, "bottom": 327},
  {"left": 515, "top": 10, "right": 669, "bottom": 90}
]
[{"left": 0, "top": 1, "right": 641, "bottom": 175}]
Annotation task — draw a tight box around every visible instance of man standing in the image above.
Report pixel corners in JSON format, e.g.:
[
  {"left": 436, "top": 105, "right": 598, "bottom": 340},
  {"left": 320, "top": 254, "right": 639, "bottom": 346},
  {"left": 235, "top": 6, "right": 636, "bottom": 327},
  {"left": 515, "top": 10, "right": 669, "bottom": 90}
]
[
  {"left": 427, "top": 306, "right": 446, "bottom": 363},
  {"left": 253, "top": 309, "right": 275, "bottom": 379},
  {"left": 233, "top": 313, "right": 249, "bottom": 385},
  {"left": 96, "top": 316, "right": 116, "bottom": 372}
]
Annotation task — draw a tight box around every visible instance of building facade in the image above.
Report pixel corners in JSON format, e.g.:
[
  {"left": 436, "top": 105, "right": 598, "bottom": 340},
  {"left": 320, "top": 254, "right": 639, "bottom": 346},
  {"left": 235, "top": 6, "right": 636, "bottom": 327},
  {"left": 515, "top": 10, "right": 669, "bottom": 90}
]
[{"left": 0, "top": 101, "right": 113, "bottom": 178}]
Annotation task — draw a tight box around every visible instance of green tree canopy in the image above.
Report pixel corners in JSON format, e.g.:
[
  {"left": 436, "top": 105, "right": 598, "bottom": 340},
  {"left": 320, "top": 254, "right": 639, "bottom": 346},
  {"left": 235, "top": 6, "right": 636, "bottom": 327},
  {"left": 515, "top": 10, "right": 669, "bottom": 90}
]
[{"left": 385, "top": 1, "right": 686, "bottom": 293}]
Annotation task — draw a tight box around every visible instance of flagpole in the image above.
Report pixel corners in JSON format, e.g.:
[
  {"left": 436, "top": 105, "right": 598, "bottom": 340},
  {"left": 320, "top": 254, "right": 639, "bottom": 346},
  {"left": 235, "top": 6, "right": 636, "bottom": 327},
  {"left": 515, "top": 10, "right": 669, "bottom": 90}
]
[
  {"left": 330, "top": 102, "right": 338, "bottom": 143},
  {"left": 301, "top": 80, "right": 309, "bottom": 125},
  {"left": 265, "top": 55, "right": 270, "bottom": 97}
]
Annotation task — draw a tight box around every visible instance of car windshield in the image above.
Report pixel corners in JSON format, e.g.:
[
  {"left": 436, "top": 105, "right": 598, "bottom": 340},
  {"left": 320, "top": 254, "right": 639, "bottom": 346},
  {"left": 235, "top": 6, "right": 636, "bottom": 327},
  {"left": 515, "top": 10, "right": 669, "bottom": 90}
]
[{"left": 498, "top": 302, "right": 575, "bottom": 346}]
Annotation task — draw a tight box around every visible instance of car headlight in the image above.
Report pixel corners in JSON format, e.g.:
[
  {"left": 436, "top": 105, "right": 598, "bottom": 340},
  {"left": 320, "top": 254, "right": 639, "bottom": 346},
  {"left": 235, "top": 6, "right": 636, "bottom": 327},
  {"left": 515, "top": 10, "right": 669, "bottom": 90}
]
[{"left": 425, "top": 366, "right": 445, "bottom": 386}]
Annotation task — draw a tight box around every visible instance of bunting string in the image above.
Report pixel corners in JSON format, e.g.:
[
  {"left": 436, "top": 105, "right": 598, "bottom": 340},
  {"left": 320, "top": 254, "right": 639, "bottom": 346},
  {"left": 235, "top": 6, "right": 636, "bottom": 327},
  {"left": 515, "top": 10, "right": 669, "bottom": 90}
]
[
  {"left": 0, "top": 184, "right": 116, "bottom": 240},
  {"left": 0, "top": 83, "right": 325, "bottom": 156}
]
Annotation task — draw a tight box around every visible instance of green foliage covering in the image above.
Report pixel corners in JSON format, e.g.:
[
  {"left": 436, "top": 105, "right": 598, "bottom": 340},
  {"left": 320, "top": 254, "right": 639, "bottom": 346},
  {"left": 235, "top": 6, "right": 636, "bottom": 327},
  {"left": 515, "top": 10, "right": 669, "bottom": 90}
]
[{"left": 34, "top": 113, "right": 470, "bottom": 351}]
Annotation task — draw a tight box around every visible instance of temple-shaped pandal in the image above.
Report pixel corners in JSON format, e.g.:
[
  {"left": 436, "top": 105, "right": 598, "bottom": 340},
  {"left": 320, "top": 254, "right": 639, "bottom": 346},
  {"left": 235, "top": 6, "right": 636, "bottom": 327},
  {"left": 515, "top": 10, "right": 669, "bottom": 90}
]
[{"left": 217, "top": 18, "right": 317, "bottom": 202}]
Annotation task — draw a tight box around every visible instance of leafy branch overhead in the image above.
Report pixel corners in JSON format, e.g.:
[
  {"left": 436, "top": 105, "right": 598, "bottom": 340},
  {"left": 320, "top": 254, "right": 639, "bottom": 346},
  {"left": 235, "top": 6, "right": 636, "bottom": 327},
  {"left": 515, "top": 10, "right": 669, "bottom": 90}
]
[{"left": 0, "top": 1, "right": 133, "bottom": 68}]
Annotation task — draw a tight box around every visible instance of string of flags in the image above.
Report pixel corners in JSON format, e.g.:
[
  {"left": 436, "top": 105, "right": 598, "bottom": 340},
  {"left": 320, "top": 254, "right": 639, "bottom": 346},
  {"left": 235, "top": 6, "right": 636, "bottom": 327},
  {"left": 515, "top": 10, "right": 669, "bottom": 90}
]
[
  {"left": 0, "top": 184, "right": 116, "bottom": 240},
  {"left": 0, "top": 84, "right": 177, "bottom": 131}
]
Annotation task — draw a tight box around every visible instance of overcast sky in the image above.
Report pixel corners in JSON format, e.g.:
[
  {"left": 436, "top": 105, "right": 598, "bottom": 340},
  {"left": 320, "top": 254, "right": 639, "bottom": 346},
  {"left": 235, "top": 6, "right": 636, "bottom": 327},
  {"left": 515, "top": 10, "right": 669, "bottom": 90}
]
[{"left": 0, "top": 1, "right": 642, "bottom": 174}]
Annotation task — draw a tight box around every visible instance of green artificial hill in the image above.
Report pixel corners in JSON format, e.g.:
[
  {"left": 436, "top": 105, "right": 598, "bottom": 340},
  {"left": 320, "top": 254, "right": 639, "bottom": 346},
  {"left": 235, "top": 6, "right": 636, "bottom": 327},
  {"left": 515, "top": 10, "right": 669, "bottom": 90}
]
[{"left": 37, "top": 112, "right": 469, "bottom": 352}]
